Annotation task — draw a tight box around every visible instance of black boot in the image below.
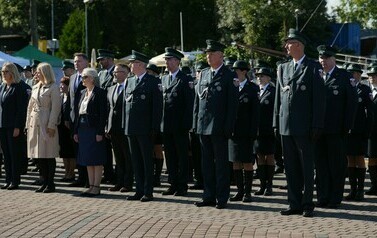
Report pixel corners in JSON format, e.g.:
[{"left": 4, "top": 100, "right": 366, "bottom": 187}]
[
  {"left": 36, "top": 159, "right": 48, "bottom": 193},
  {"left": 154, "top": 158, "right": 163, "bottom": 187},
  {"left": 254, "top": 165, "right": 266, "bottom": 195},
  {"left": 366, "top": 166, "right": 377, "bottom": 195},
  {"left": 264, "top": 165, "right": 275, "bottom": 196},
  {"left": 355, "top": 168, "right": 366, "bottom": 201},
  {"left": 345, "top": 167, "right": 357, "bottom": 201},
  {"left": 243, "top": 170, "right": 253, "bottom": 203},
  {"left": 44, "top": 159, "right": 56, "bottom": 193},
  {"left": 230, "top": 170, "right": 244, "bottom": 201}
]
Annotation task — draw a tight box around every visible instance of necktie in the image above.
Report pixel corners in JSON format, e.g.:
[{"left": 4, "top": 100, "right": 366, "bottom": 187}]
[
  {"left": 212, "top": 71, "right": 216, "bottom": 78},
  {"left": 294, "top": 63, "right": 298, "bottom": 71},
  {"left": 74, "top": 75, "right": 81, "bottom": 91},
  {"left": 117, "top": 85, "right": 123, "bottom": 95},
  {"left": 136, "top": 77, "right": 140, "bottom": 84},
  {"left": 325, "top": 73, "right": 330, "bottom": 81},
  {"left": 169, "top": 75, "right": 173, "bottom": 84}
]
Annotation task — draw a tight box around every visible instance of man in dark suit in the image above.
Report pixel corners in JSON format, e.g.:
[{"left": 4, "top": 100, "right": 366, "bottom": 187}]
[
  {"left": 160, "top": 47, "right": 194, "bottom": 196},
  {"left": 97, "top": 49, "right": 116, "bottom": 184},
  {"left": 273, "top": 29, "right": 326, "bottom": 217},
  {"left": 193, "top": 40, "right": 239, "bottom": 209},
  {"left": 124, "top": 50, "right": 163, "bottom": 202},
  {"left": 315, "top": 45, "right": 358, "bottom": 208},
  {"left": 67, "top": 52, "right": 88, "bottom": 187},
  {"left": 106, "top": 63, "right": 133, "bottom": 193}
]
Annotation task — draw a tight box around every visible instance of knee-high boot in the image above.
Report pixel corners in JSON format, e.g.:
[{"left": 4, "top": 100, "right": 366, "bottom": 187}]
[
  {"left": 230, "top": 170, "right": 244, "bottom": 201},
  {"left": 355, "top": 168, "right": 366, "bottom": 201},
  {"left": 366, "top": 166, "right": 377, "bottom": 195},
  {"left": 264, "top": 165, "right": 275, "bottom": 196},
  {"left": 243, "top": 170, "right": 253, "bottom": 203},
  {"left": 35, "top": 159, "right": 48, "bottom": 192},
  {"left": 345, "top": 167, "right": 357, "bottom": 200},
  {"left": 44, "top": 159, "right": 56, "bottom": 193},
  {"left": 254, "top": 165, "right": 266, "bottom": 195}
]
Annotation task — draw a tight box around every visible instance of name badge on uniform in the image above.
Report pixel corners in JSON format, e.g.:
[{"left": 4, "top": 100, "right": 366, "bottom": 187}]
[
  {"left": 141, "top": 94, "right": 146, "bottom": 100},
  {"left": 300, "top": 85, "right": 306, "bottom": 91}
]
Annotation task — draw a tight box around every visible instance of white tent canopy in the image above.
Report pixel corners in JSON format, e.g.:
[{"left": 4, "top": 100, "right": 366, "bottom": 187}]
[
  {"left": 149, "top": 51, "right": 203, "bottom": 67},
  {"left": 0, "top": 51, "right": 29, "bottom": 67}
]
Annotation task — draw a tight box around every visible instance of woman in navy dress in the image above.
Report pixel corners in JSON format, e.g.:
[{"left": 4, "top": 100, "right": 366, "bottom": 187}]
[
  {"left": 345, "top": 64, "right": 374, "bottom": 201},
  {"left": 74, "top": 68, "right": 107, "bottom": 197}
]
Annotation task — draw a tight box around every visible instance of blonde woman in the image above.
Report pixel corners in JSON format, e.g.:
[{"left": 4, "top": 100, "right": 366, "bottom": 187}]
[
  {"left": 0, "top": 62, "right": 28, "bottom": 190},
  {"left": 73, "top": 68, "right": 107, "bottom": 197},
  {"left": 26, "top": 62, "right": 61, "bottom": 193}
]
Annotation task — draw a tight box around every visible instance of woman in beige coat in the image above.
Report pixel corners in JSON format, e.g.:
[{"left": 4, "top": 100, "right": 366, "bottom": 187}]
[{"left": 26, "top": 62, "right": 61, "bottom": 193}]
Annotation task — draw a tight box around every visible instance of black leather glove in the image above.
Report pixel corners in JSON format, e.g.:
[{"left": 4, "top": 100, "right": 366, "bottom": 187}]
[{"left": 310, "top": 128, "right": 322, "bottom": 142}]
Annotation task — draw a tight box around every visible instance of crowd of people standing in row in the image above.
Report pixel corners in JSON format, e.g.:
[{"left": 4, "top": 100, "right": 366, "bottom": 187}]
[{"left": 1, "top": 29, "right": 377, "bottom": 218}]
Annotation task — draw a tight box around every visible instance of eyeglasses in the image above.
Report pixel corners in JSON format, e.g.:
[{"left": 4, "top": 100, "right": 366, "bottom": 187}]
[
  {"left": 1, "top": 70, "right": 9, "bottom": 74},
  {"left": 82, "top": 75, "right": 90, "bottom": 79},
  {"left": 113, "top": 71, "right": 126, "bottom": 74}
]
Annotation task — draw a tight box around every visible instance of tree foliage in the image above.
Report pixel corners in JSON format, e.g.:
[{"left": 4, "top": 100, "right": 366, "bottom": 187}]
[{"left": 333, "top": 0, "right": 377, "bottom": 29}]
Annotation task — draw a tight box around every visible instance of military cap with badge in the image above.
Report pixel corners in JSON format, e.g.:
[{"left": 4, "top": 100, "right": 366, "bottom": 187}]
[
  {"left": 317, "top": 45, "right": 337, "bottom": 58},
  {"left": 62, "top": 60, "right": 74, "bottom": 70},
  {"left": 284, "top": 28, "right": 307, "bottom": 45},
  {"left": 205, "top": 39, "right": 226, "bottom": 52},
  {"left": 164, "top": 47, "right": 184, "bottom": 60},
  {"left": 129, "top": 50, "right": 150, "bottom": 63},
  {"left": 97, "top": 49, "right": 115, "bottom": 60}
]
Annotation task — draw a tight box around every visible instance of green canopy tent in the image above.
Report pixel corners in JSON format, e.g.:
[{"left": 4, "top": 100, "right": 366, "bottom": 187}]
[{"left": 13, "top": 45, "right": 62, "bottom": 67}]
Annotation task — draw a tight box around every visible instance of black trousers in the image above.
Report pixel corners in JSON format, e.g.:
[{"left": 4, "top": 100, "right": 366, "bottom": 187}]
[
  {"left": 163, "top": 133, "right": 189, "bottom": 192},
  {"left": 0, "top": 128, "right": 22, "bottom": 185},
  {"left": 314, "top": 134, "right": 346, "bottom": 204},
  {"left": 111, "top": 131, "right": 133, "bottom": 188},
  {"left": 103, "top": 138, "right": 115, "bottom": 181},
  {"left": 189, "top": 132, "right": 202, "bottom": 185},
  {"left": 281, "top": 135, "right": 315, "bottom": 211},
  {"left": 199, "top": 135, "right": 230, "bottom": 204},
  {"left": 128, "top": 135, "right": 154, "bottom": 197}
]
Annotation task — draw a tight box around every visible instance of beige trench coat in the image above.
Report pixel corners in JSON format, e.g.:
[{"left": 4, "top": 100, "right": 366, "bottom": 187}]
[{"left": 26, "top": 82, "right": 61, "bottom": 158}]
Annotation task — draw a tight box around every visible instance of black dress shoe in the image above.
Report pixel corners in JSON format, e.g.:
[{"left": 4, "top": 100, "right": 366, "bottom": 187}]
[
  {"left": 174, "top": 190, "right": 188, "bottom": 196},
  {"left": 215, "top": 203, "right": 227, "bottom": 209},
  {"left": 315, "top": 202, "right": 328, "bottom": 208},
  {"left": 31, "top": 179, "right": 44, "bottom": 186},
  {"left": 303, "top": 210, "right": 314, "bottom": 217},
  {"left": 189, "top": 183, "right": 203, "bottom": 190},
  {"left": 1, "top": 183, "right": 10, "bottom": 189},
  {"left": 280, "top": 209, "right": 303, "bottom": 216},
  {"left": 120, "top": 187, "right": 132, "bottom": 193},
  {"left": 274, "top": 167, "right": 284, "bottom": 174},
  {"left": 127, "top": 194, "right": 143, "bottom": 200},
  {"left": 194, "top": 200, "right": 216, "bottom": 207},
  {"left": 140, "top": 195, "right": 153, "bottom": 202},
  {"left": 43, "top": 186, "right": 55, "bottom": 193},
  {"left": 35, "top": 185, "right": 47, "bottom": 193},
  {"left": 162, "top": 187, "right": 176, "bottom": 195},
  {"left": 7, "top": 184, "right": 19, "bottom": 190},
  {"left": 108, "top": 185, "right": 122, "bottom": 192}
]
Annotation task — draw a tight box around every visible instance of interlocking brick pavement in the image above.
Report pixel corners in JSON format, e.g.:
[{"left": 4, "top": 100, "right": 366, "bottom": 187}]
[{"left": 0, "top": 158, "right": 376, "bottom": 237}]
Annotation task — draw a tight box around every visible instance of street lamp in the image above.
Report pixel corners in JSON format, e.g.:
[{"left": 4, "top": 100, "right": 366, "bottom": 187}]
[
  {"left": 84, "top": 0, "right": 93, "bottom": 56},
  {"left": 294, "top": 9, "right": 303, "bottom": 31}
]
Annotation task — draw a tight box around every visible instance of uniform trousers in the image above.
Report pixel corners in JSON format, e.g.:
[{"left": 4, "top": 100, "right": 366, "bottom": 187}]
[
  {"left": 111, "top": 131, "right": 133, "bottom": 189},
  {"left": 314, "top": 134, "right": 347, "bottom": 205},
  {"left": 128, "top": 135, "right": 154, "bottom": 197},
  {"left": 282, "top": 135, "right": 315, "bottom": 211},
  {"left": 199, "top": 135, "right": 230, "bottom": 204},
  {"left": 0, "top": 128, "right": 22, "bottom": 185}
]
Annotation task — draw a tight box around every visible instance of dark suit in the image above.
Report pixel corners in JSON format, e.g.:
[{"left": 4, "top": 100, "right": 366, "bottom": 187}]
[
  {"left": 124, "top": 73, "right": 163, "bottom": 197},
  {"left": 229, "top": 80, "right": 259, "bottom": 162},
  {"left": 107, "top": 83, "right": 133, "bottom": 189},
  {"left": 99, "top": 66, "right": 116, "bottom": 182},
  {"left": 273, "top": 56, "right": 326, "bottom": 211},
  {"left": 193, "top": 65, "right": 239, "bottom": 205},
  {"left": 161, "top": 70, "right": 194, "bottom": 192},
  {"left": 368, "top": 86, "right": 377, "bottom": 157},
  {"left": 314, "top": 67, "right": 358, "bottom": 206},
  {"left": 0, "top": 82, "right": 28, "bottom": 185}
]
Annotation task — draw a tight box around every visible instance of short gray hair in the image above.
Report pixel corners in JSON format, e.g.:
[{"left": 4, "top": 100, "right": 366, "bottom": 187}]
[{"left": 82, "top": 67, "right": 99, "bottom": 87}]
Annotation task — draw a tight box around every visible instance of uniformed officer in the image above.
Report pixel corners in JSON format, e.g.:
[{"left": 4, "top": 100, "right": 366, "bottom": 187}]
[
  {"left": 193, "top": 40, "right": 239, "bottom": 209},
  {"left": 254, "top": 67, "right": 276, "bottom": 196},
  {"left": 106, "top": 63, "right": 133, "bottom": 193},
  {"left": 62, "top": 60, "right": 75, "bottom": 78},
  {"left": 160, "top": 47, "right": 194, "bottom": 196},
  {"left": 146, "top": 63, "right": 165, "bottom": 187},
  {"left": 224, "top": 57, "right": 237, "bottom": 70},
  {"left": 366, "top": 63, "right": 377, "bottom": 196},
  {"left": 124, "top": 50, "right": 163, "bottom": 202},
  {"left": 315, "top": 46, "right": 358, "bottom": 208},
  {"left": 97, "top": 49, "right": 116, "bottom": 184},
  {"left": 345, "top": 63, "right": 374, "bottom": 201},
  {"left": 273, "top": 29, "right": 326, "bottom": 217},
  {"left": 228, "top": 60, "right": 259, "bottom": 203}
]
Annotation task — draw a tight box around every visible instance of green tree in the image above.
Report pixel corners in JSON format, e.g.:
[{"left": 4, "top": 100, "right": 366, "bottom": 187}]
[
  {"left": 58, "top": 9, "right": 84, "bottom": 58},
  {"left": 333, "top": 0, "right": 377, "bottom": 29}
]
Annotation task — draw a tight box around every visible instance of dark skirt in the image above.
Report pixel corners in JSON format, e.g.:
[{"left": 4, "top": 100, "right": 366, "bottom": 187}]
[
  {"left": 368, "top": 137, "right": 377, "bottom": 158},
  {"left": 228, "top": 137, "right": 255, "bottom": 163},
  {"left": 254, "top": 135, "right": 276, "bottom": 155},
  {"left": 58, "top": 123, "right": 75, "bottom": 158},
  {"left": 346, "top": 133, "right": 367, "bottom": 156},
  {"left": 77, "top": 116, "right": 106, "bottom": 166}
]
